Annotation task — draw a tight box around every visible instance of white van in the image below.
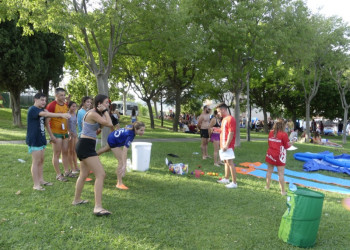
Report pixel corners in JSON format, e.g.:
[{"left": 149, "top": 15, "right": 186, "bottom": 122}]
[{"left": 111, "top": 101, "right": 139, "bottom": 116}]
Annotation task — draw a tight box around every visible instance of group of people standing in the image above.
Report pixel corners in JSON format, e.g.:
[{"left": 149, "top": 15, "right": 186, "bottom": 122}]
[
  {"left": 197, "top": 104, "right": 238, "bottom": 189},
  {"left": 198, "top": 105, "right": 293, "bottom": 194},
  {"left": 26, "top": 88, "right": 145, "bottom": 216}
]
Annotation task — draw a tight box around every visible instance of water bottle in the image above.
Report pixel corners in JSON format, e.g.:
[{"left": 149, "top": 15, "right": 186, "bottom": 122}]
[{"left": 126, "top": 159, "right": 132, "bottom": 172}]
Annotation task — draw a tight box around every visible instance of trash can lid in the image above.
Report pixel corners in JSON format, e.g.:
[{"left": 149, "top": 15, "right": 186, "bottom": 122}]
[{"left": 293, "top": 187, "right": 325, "bottom": 198}]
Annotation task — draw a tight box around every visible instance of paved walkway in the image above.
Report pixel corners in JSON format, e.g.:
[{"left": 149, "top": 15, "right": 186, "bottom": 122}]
[
  {"left": 0, "top": 138, "right": 202, "bottom": 144},
  {"left": 0, "top": 137, "right": 262, "bottom": 144}
]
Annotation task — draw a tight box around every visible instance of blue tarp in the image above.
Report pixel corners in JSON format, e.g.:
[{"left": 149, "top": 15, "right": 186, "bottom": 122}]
[
  {"left": 247, "top": 169, "right": 350, "bottom": 195},
  {"left": 255, "top": 163, "right": 350, "bottom": 187},
  {"left": 294, "top": 151, "right": 350, "bottom": 175}
]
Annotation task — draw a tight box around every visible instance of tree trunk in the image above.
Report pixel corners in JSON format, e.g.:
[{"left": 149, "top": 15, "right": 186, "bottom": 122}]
[
  {"left": 96, "top": 73, "right": 109, "bottom": 147},
  {"left": 343, "top": 108, "right": 348, "bottom": 144},
  {"left": 305, "top": 99, "right": 311, "bottom": 141},
  {"left": 146, "top": 100, "right": 155, "bottom": 129},
  {"left": 263, "top": 109, "right": 268, "bottom": 133},
  {"left": 43, "top": 80, "right": 50, "bottom": 98},
  {"left": 96, "top": 74, "right": 109, "bottom": 96},
  {"left": 10, "top": 89, "right": 22, "bottom": 127},
  {"left": 246, "top": 72, "right": 250, "bottom": 142},
  {"left": 234, "top": 88, "right": 241, "bottom": 147},
  {"left": 153, "top": 100, "right": 158, "bottom": 118},
  {"left": 122, "top": 91, "right": 127, "bottom": 116},
  {"left": 292, "top": 113, "right": 297, "bottom": 131},
  {"left": 173, "top": 90, "right": 181, "bottom": 132},
  {"left": 160, "top": 94, "right": 164, "bottom": 127}
]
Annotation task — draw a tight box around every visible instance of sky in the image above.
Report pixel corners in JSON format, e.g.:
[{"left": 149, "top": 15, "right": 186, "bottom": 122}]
[{"left": 306, "top": 0, "right": 350, "bottom": 24}]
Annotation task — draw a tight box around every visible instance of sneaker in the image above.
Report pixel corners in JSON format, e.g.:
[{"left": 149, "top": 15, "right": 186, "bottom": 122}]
[
  {"left": 56, "top": 174, "right": 68, "bottom": 182},
  {"left": 217, "top": 178, "right": 230, "bottom": 184},
  {"left": 72, "top": 170, "right": 80, "bottom": 175},
  {"left": 225, "top": 182, "right": 238, "bottom": 189}
]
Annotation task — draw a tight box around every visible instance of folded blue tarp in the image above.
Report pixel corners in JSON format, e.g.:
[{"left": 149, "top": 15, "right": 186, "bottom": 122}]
[{"left": 294, "top": 151, "right": 350, "bottom": 175}]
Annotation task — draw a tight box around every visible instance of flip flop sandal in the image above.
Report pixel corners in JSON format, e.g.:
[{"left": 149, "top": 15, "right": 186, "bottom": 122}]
[
  {"left": 116, "top": 184, "right": 129, "bottom": 190},
  {"left": 64, "top": 171, "right": 77, "bottom": 178},
  {"left": 33, "top": 186, "right": 45, "bottom": 191},
  {"left": 72, "top": 200, "right": 89, "bottom": 205},
  {"left": 42, "top": 182, "right": 53, "bottom": 186},
  {"left": 93, "top": 209, "right": 111, "bottom": 216},
  {"left": 56, "top": 174, "right": 68, "bottom": 182}
]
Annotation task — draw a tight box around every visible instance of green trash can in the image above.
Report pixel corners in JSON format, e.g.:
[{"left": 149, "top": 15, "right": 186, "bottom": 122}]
[{"left": 278, "top": 187, "right": 325, "bottom": 248}]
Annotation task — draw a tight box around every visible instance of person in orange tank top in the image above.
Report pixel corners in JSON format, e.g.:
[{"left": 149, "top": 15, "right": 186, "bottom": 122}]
[{"left": 46, "top": 88, "right": 76, "bottom": 182}]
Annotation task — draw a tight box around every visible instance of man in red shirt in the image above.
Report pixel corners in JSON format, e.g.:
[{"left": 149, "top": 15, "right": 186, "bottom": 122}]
[{"left": 216, "top": 103, "right": 238, "bottom": 188}]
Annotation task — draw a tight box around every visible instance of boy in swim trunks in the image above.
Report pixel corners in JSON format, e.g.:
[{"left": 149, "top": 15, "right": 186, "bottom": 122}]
[{"left": 26, "top": 92, "right": 70, "bottom": 190}]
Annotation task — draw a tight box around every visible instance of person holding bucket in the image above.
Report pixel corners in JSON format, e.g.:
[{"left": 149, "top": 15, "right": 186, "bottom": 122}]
[
  {"left": 265, "top": 119, "right": 292, "bottom": 195},
  {"left": 97, "top": 121, "right": 145, "bottom": 190}
]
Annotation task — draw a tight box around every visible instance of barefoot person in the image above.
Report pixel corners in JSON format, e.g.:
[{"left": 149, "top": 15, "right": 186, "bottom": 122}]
[
  {"left": 97, "top": 122, "right": 145, "bottom": 190},
  {"left": 197, "top": 105, "right": 211, "bottom": 159},
  {"left": 215, "top": 103, "right": 238, "bottom": 188},
  {"left": 26, "top": 93, "right": 70, "bottom": 191},
  {"left": 265, "top": 119, "right": 292, "bottom": 195},
  {"left": 46, "top": 88, "right": 76, "bottom": 181},
  {"left": 72, "top": 94, "right": 113, "bottom": 216}
]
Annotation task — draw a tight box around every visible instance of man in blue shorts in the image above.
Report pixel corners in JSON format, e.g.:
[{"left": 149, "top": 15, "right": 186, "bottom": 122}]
[{"left": 26, "top": 93, "right": 70, "bottom": 191}]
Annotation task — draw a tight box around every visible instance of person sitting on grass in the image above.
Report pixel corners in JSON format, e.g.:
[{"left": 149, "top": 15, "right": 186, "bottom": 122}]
[
  {"left": 265, "top": 119, "right": 292, "bottom": 196},
  {"left": 26, "top": 92, "right": 71, "bottom": 191},
  {"left": 312, "top": 132, "right": 342, "bottom": 147},
  {"left": 188, "top": 122, "right": 198, "bottom": 134},
  {"left": 97, "top": 122, "right": 145, "bottom": 190}
]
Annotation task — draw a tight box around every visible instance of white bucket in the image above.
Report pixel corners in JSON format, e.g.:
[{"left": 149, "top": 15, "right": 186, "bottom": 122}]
[{"left": 131, "top": 142, "right": 152, "bottom": 171}]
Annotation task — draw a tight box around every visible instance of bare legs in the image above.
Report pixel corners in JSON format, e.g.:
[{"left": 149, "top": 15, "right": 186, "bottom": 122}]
[
  {"left": 52, "top": 138, "right": 70, "bottom": 176},
  {"left": 97, "top": 144, "right": 111, "bottom": 156},
  {"left": 265, "top": 162, "right": 286, "bottom": 195},
  {"left": 213, "top": 140, "right": 220, "bottom": 165},
  {"left": 31, "top": 149, "right": 45, "bottom": 189},
  {"left": 97, "top": 145, "right": 128, "bottom": 189},
  {"left": 201, "top": 138, "right": 209, "bottom": 159},
  {"left": 110, "top": 147, "right": 128, "bottom": 188},
  {"left": 68, "top": 136, "right": 79, "bottom": 172},
  {"left": 73, "top": 156, "right": 109, "bottom": 213},
  {"left": 224, "top": 159, "right": 237, "bottom": 184}
]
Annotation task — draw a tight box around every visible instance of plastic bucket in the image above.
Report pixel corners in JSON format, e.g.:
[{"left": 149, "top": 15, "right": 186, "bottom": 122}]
[{"left": 131, "top": 142, "right": 152, "bottom": 171}]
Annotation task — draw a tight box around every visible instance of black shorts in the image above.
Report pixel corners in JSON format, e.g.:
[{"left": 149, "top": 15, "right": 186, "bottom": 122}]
[
  {"left": 200, "top": 129, "right": 209, "bottom": 139},
  {"left": 75, "top": 138, "right": 97, "bottom": 161}
]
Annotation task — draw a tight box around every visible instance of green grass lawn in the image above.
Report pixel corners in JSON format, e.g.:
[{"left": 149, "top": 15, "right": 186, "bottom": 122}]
[
  {"left": 1, "top": 139, "right": 349, "bottom": 249},
  {"left": 1, "top": 107, "right": 350, "bottom": 249}
]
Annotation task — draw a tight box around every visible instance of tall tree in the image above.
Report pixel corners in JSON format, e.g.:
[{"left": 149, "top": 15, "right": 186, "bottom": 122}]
[
  {"left": 189, "top": 0, "right": 287, "bottom": 146},
  {"left": 1, "top": 0, "right": 167, "bottom": 144},
  {"left": 125, "top": 57, "right": 165, "bottom": 129},
  {"left": 0, "top": 20, "right": 61, "bottom": 126}
]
